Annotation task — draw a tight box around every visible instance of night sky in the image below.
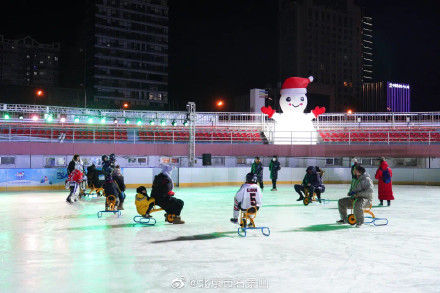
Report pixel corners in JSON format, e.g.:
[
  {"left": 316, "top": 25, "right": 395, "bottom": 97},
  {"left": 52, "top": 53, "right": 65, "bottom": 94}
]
[{"left": 0, "top": 0, "right": 438, "bottom": 112}]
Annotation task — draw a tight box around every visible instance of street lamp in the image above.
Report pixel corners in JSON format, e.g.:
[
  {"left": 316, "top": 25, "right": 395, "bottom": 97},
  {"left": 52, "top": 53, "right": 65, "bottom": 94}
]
[
  {"left": 35, "top": 89, "right": 44, "bottom": 105},
  {"left": 216, "top": 100, "right": 224, "bottom": 109}
]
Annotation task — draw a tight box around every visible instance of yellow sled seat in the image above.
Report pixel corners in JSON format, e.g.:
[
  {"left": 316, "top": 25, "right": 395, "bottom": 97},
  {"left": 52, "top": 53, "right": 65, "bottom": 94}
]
[{"left": 135, "top": 193, "right": 163, "bottom": 216}]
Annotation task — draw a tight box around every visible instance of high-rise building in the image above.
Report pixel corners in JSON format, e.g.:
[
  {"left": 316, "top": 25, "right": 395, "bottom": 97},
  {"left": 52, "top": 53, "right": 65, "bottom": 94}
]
[
  {"left": 361, "top": 14, "right": 373, "bottom": 82},
  {"left": 362, "top": 81, "right": 410, "bottom": 112},
  {"left": 85, "top": 0, "right": 168, "bottom": 107},
  {"left": 0, "top": 35, "right": 60, "bottom": 87},
  {"left": 278, "top": 0, "right": 363, "bottom": 112}
]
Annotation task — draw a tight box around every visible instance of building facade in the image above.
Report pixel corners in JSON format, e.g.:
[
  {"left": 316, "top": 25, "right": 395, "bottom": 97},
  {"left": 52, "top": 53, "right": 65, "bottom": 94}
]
[
  {"left": 278, "top": 0, "right": 363, "bottom": 112},
  {"left": 0, "top": 35, "right": 60, "bottom": 87},
  {"left": 361, "top": 14, "right": 373, "bottom": 82},
  {"left": 362, "top": 81, "right": 410, "bottom": 112},
  {"left": 86, "top": 0, "right": 168, "bottom": 108}
]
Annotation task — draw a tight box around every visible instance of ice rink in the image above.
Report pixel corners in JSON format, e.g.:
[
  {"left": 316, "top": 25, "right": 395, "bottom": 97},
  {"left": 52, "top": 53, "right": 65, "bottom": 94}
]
[{"left": 0, "top": 184, "right": 439, "bottom": 293}]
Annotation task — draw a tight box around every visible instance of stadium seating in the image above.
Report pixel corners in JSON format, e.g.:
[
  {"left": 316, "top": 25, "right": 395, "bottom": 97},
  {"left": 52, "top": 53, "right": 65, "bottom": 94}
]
[
  {"left": 0, "top": 125, "right": 128, "bottom": 141},
  {"left": 1, "top": 123, "right": 439, "bottom": 144},
  {"left": 318, "top": 127, "right": 440, "bottom": 143},
  {"left": 138, "top": 127, "right": 262, "bottom": 143}
]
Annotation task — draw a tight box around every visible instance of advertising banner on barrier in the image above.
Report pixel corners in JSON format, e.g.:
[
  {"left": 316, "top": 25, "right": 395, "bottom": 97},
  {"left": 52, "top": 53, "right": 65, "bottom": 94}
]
[{"left": 0, "top": 168, "right": 68, "bottom": 187}]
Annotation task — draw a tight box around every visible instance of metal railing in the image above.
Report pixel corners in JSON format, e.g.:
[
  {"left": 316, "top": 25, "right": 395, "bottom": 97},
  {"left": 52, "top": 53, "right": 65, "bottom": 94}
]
[
  {"left": 1, "top": 123, "right": 440, "bottom": 145},
  {"left": 0, "top": 103, "right": 268, "bottom": 127},
  {"left": 4, "top": 103, "right": 440, "bottom": 129},
  {"left": 315, "top": 112, "right": 440, "bottom": 128},
  {"left": 0, "top": 124, "right": 264, "bottom": 144}
]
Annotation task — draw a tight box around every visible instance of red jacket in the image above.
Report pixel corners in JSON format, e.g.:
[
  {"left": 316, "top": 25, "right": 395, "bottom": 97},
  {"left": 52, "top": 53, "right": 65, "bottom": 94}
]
[
  {"left": 375, "top": 161, "right": 394, "bottom": 200},
  {"left": 68, "top": 169, "right": 84, "bottom": 184}
]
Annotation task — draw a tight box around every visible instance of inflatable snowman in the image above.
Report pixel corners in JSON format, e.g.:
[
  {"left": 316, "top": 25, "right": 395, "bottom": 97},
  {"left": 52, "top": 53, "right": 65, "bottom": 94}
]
[{"left": 261, "top": 76, "right": 326, "bottom": 145}]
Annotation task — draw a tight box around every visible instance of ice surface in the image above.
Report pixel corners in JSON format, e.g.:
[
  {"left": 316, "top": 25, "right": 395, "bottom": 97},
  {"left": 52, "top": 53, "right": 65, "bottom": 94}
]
[{"left": 0, "top": 185, "right": 439, "bottom": 293}]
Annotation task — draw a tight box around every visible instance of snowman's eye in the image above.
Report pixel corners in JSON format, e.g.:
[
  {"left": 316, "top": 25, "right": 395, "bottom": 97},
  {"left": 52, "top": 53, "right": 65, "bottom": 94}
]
[
  {"left": 286, "top": 97, "right": 291, "bottom": 102},
  {"left": 301, "top": 97, "right": 304, "bottom": 101}
]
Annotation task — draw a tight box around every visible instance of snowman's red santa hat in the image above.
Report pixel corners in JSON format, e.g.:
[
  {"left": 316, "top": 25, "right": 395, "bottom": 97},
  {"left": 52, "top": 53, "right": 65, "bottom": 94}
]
[{"left": 281, "top": 76, "right": 314, "bottom": 95}]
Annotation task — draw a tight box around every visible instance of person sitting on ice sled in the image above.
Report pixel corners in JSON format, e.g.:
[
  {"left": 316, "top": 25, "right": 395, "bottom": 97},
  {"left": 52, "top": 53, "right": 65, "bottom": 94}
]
[
  {"left": 112, "top": 165, "right": 126, "bottom": 210},
  {"left": 337, "top": 165, "right": 373, "bottom": 227},
  {"left": 150, "top": 165, "right": 185, "bottom": 224},
  {"left": 294, "top": 166, "right": 325, "bottom": 203},
  {"left": 230, "top": 173, "right": 262, "bottom": 224},
  {"left": 135, "top": 186, "right": 155, "bottom": 217},
  {"left": 101, "top": 154, "right": 121, "bottom": 210},
  {"left": 86, "top": 163, "right": 104, "bottom": 190}
]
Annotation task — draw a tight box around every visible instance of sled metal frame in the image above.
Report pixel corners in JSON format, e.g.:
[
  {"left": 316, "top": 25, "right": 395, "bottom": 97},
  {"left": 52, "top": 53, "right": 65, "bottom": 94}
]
[
  {"left": 237, "top": 208, "right": 270, "bottom": 237},
  {"left": 133, "top": 215, "right": 157, "bottom": 226},
  {"left": 303, "top": 189, "right": 329, "bottom": 206},
  {"left": 347, "top": 200, "right": 388, "bottom": 226},
  {"left": 133, "top": 204, "right": 163, "bottom": 226},
  {"left": 97, "top": 210, "right": 121, "bottom": 218},
  {"left": 97, "top": 195, "right": 121, "bottom": 218}
]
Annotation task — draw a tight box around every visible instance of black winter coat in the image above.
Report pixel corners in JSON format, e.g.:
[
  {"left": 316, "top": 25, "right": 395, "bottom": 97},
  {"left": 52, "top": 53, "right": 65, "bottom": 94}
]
[
  {"left": 112, "top": 173, "right": 126, "bottom": 192},
  {"left": 151, "top": 173, "right": 173, "bottom": 205},
  {"left": 67, "top": 161, "right": 75, "bottom": 175}
]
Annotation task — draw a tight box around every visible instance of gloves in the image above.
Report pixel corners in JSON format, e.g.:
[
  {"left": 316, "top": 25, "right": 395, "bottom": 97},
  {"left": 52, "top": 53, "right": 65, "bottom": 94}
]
[
  {"left": 349, "top": 191, "right": 355, "bottom": 198},
  {"left": 311, "top": 106, "right": 326, "bottom": 118},
  {"left": 261, "top": 106, "right": 276, "bottom": 118},
  {"left": 168, "top": 191, "right": 175, "bottom": 196},
  {"left": 230, "top": 218, "right": 238, "bottom": 224}
]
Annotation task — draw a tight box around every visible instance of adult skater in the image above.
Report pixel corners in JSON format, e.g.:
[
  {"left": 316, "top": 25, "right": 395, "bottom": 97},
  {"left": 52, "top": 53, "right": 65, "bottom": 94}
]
[
  {"left": 151, "top": 165, "right": 185, "bottom": 224},
  {"left": 66, "top": 159, "right": 85, "bottom": 203},
  {"left": 230, "top": 173, "right": 263, "bottom": 223},
  {"left": 251, "top": 157, "right": 264, "bottom": 190},
  {"left": 269, "top": 156, "right": 281, "bottom": 191},
  {"left": 294, "top": 166, "right": 325, "bottom": 202},
  {"left": 67, "top": 154, "right": 80, "bottom": 175},
  {"left": 112, "top": 165, "right": 126, "bottom": 210},
  {"left": 375, "top": 157, "right": 394, "bottom": 206},
  {"left": 337, "top": 165, "right": 373, "bottom": 227}
]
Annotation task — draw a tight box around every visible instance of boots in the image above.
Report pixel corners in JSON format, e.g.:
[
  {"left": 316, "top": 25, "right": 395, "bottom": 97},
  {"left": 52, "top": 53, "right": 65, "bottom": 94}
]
[
  {"left": 172, "top": 216, "right": 185, "bottom": 224},
  {"left": 66, "top": 195, "right": 72, "bottom": 204},
  {"left": 117, "top": 202, "right": 124, "bottom": 210}
]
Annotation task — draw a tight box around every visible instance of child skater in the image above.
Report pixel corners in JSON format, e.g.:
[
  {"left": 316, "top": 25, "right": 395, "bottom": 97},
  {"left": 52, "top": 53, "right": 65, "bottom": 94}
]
[{"left": 230, "top": 173, "right": 263, "bottom": 224}]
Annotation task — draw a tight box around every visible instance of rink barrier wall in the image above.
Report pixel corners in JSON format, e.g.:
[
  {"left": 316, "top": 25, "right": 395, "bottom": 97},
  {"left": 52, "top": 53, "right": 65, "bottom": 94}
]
[{"left": 1, "top": 167, "right": 440, "bottom": 191}]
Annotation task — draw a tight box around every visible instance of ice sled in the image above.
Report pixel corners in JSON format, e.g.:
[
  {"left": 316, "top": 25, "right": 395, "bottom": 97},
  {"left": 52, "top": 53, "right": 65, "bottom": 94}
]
[
  {"left": 302, "top": 189, "right": 329, "bottom": 206},
  {"left": 237, "top": 207, "right": 270, "bottom": 237},
  {"left": 133, "top": 201, "right": 163, "bottom": 226},
  {"left": 347, "top": 201, "right": 388, "bottom": 226},
  {"left": 97, "top": 194, "right": 121, "bottom": 218},
  {"left": 85, "top": 185, "right": 105, "bottom": 198}
]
